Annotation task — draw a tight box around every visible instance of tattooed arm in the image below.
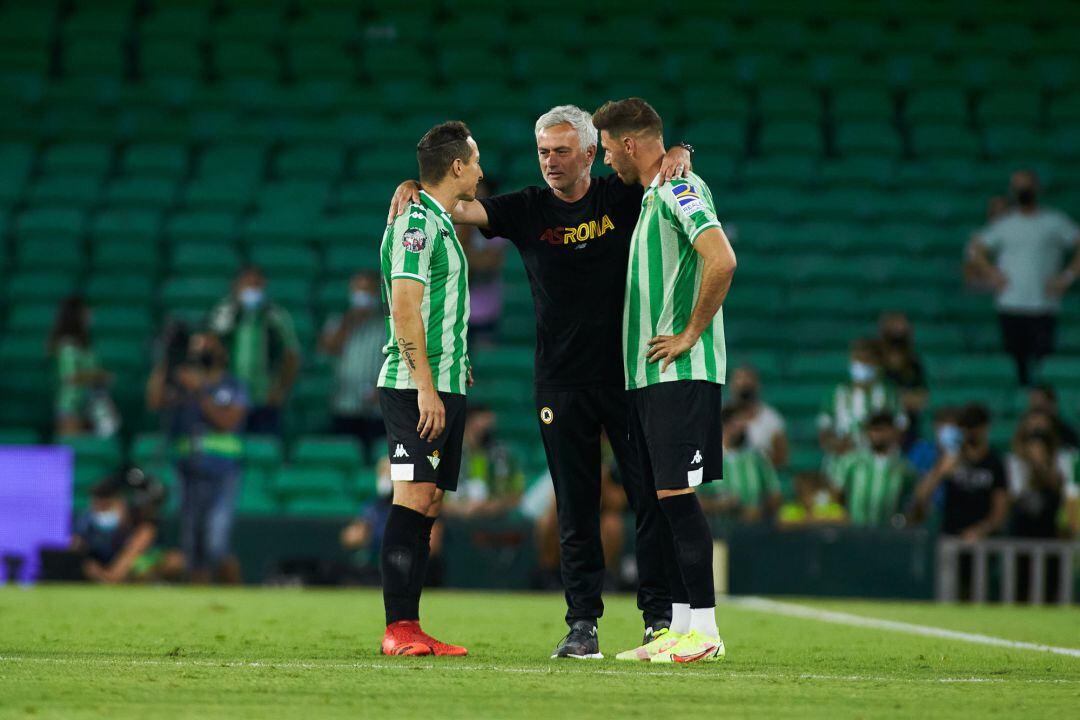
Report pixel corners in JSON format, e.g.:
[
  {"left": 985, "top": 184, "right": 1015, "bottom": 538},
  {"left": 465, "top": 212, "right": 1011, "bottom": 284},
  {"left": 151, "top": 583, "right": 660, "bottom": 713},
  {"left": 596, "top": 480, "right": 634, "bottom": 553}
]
[{"left": 390, "top": 278, "right": 445, "bottom": 441}]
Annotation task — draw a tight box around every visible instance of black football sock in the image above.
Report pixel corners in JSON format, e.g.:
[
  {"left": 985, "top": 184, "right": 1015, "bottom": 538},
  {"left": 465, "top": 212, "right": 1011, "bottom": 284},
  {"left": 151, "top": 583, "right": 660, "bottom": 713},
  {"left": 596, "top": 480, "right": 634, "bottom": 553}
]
[
  {"left": 381, "top": 504, "right": 428, "bottom": 625},
  {"left": 408, "top": 515, "right": 437, "bottom": 602},
  {"left": 659, "top": 493, "right": 715, "bottom": 609},
  {"left": 655, "top": 504, "right": 690, "bottom": 606}
]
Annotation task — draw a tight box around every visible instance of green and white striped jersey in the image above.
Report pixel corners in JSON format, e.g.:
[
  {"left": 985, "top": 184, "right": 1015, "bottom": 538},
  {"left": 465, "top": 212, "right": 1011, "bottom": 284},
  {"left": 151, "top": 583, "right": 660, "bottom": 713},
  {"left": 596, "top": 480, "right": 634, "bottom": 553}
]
[
  {"left": 830, "top": 448, "right": 914, "bottom": 527},
  {"left": 720, "top": 447, "right": 780, "bottom": 508},
  {"left": 816, "top": 381, "right": 904, "bottom": 440},
  {"left": 623, "top": 172, "right": 726, "bottom": 390},
  {"left": 377, "top": 190, "right": 470, "bottom": 395}
]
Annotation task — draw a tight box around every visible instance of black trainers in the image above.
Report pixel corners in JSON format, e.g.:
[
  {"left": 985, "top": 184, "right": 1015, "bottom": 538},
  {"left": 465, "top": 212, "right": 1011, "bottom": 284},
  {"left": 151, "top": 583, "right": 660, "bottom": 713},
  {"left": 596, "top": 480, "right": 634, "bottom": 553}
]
[
  {"left": 551, "top": 620, "right": 603, "bottom": 659},
  {"left": 642, "top": 620, "right": 671, "bottom": 646}
]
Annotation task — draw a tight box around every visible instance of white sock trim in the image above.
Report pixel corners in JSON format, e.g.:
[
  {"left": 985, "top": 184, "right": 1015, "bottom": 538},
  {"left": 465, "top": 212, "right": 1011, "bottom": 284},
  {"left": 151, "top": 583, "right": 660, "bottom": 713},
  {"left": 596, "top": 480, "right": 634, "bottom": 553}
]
[
  {"left": 671, "top": 603, "right": 691, "bottom": 635},
  {"left": 690, "top": 606, "right": 719, "bottom": 638}
]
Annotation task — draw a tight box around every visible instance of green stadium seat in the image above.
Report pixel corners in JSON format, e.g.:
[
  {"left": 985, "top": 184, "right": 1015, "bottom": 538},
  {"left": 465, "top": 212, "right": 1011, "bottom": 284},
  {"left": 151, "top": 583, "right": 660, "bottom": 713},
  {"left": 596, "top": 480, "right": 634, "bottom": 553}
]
[
  {"left": 243, "top": 434, "right": 284, "bottom": 472},
  {"left": 61, "top": 435, "right": 122, "bottom": 466},
  {"left": 171, "top": 242, "right": 242, "bottom": 276},
  {"left": 276, "top": 143, "right": 345, "bottom": 179},
  {"left": 440, "top": 48, "right": 509, "bottom": 81},
  {"left": 7, "top": 303, "right": 55, "bottom": 335},
  {"left": 0, "top": 427, "right": 39, "bottom": 444},
  {"left": 213, "top": 41, "right": 281, "bottom": 80},
  {"left": 273, "top": 465, "right": 346, "bottom": 498},
  {"left": 830, "top": 87, "right": 895, "bottom": 122},
  {"left": 237, "top": 468, "right": 280, "bottom": 515},
  {"left": 788, "top": 352, "right": 851, "bottom": 381},
  {"left": 166, "top": 211, "right": 239, "bottom": 245},
  {"left": 249, "top": 245, "right": 319, "bottom": 279},
  {"left": 102, "top": 177, "right": 178, "bottom": 210},
  {"left": 906, "top": 88, "right": 970, "bottom": 125},
  {"left": 1036, "top": 357, "right": 1080, "bottom": 387},
  {"left": 314, "top": 277, "right": 351, "bottom": 314},
  {"left": 122, "top": 143, "right": 188, "bottom": 177},
  {"left": 242, "top": 210, "right": 318, "bottom": 246},
  {"left": 5, "top": 271, "right": 78, "bottom": 304},
  {"left": 182, "top": 174, "right": 259, "bottom": 212},
  {"left": 74, "top": 459, "right": 114, "bottom": 495},
  {"left": 736, "top": 53, "right": 812, "bottom": 86},
  {"left": 93, "top": 306, "right": 154, "bottom": 339},
  {"left": 160, "top": 276, "right": 229, "bottom": 312},
  {"left": 90, "top": 238, "right": 161, "bottom": 273},
  {"left": 15, "top": 207, "right": 85, "bottom": 244},
  {"left": 759, "top": 85, "right": 824, "bottom": 120},
  {"left": 819, "top": 157, "right": 895, "bottom": 189},
  {"left": 96, "top": 337, "right": 150, "bottom": 374},
  {"left": 85, "top": 274, "right": 157, "bottom": 304},
  {"left": 741, "top": 156, "right": 818, "bottom": 188},
  {"left": 90, "top": 209, "right": 161, "bottom": 243},
  {"left": 984, "top": 125, "right": 1046, "bottom": 161},
  {"left": 214, "top": 6, "right": 285, "bottom": 42},
  {"left": 288, "top": 9, "right": 359, "bottom": 43},
  {"left": 64, "top": 39, "right": 126, "bottom": 78},
  {"left": 834, "top": 122, "right": 901, "bottom": 157},
  {"left": 292, "top": 435, "right": 363, "bottom": 474},
  {"left": 348, "top": 465, "right": 377, "bottom": 501},
  {"left": 26, "top": 174, "right": 102, "bottom": 208},
  {"left": 361, "top": 46, "right": 434, "bottom": 81},
  {"left": 41, "top": 143, "right": 112, "bottom": 174},
  {"left": 758, "top": 121, "right": 823, "bottom": 156},
  {"left": 910, "top": 124, "right": 982, "bottom": 158},
  {"left": 311, "top": 214, "right": 379, "bottom": 249}
]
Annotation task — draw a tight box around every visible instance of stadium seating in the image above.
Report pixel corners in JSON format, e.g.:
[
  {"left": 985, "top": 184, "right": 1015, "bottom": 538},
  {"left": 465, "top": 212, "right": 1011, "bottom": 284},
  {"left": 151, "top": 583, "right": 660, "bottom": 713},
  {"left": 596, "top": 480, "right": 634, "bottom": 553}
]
[{"left": 1, "top": 1, "right": 1077, "bottom": 517}]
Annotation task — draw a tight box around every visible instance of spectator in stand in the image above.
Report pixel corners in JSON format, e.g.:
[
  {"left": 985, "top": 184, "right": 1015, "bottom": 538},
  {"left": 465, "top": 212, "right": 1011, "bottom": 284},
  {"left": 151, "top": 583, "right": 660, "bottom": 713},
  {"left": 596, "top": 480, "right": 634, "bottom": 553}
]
[
  {"left": 147, "top": 331, "right": 247, "bottom": 583},
  {"left": 71, "top": 477, "right": 183, "bottom": 583},
  {"left": 915, "top": 403, "right": 1009, "bottom": 542},
  {"left": 818, "top": 338, "right": 905, "bottom": 468},
  {"left": 776, "top": 471, "right": 847, "bottom": 529},
  {"left": 340, "top": 458, "right": 445, "bottom": 586},
  {"left": 442, "top": 405, "right": 525, "bottom": 519},
  {"left": 969, "top": 170, "right": 1080, "bottom": 386},
  {"left": 319, "top": 271, "right": 386, "bottom": 464},
  {"left": 1006, "top": 419, "right": 1078, "bottom": 539},
  {"left": 830, "top": 411, "right": 916, "bottom": 528},
  {"left": 1026, "top": 384, "right": 1078, "bottom": 449},
  {"left": 48, "top": 296, "right": 119, "bottom": 438},
  {"left": 877, "top": 312, "right": 928, "bottom": 448},
  {"left": 208, "top": 266, "right": 301, "bottom": 436},
  {"left": 730, "top": 365, "right": 789, "bottom": 469},
  {"left": 906, "top": 406, "right": 962, "bottom": 482},
  {"left": 964, "top": 195, "right": 1010, "bottom": 291},
  {"left": 700, "top": 404, "right": 782, "bottom": 522},
  {"left": 455, "top": 180, "right": 506, "bottom": 347}
]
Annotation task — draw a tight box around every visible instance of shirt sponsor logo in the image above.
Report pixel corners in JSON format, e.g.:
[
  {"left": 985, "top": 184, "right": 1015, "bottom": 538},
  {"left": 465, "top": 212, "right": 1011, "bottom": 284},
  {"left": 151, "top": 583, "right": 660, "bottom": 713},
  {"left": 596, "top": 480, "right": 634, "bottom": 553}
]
[
  {"left": 402, "top": 228, "right": 427, "bottom": 252},
  {"left": 671, "top": 183, "right": 706, "bottom": 216},
  {"left": 537, "top": 214, "right": 615, "bottom": 246}
]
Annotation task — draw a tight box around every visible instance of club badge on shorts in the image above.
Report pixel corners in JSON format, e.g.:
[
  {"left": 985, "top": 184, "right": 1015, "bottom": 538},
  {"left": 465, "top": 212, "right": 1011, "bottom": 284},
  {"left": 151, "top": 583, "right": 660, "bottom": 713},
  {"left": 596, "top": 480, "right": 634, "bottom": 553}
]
[{"left": 540, "top": 407, "right": 554, "bottom": 425}]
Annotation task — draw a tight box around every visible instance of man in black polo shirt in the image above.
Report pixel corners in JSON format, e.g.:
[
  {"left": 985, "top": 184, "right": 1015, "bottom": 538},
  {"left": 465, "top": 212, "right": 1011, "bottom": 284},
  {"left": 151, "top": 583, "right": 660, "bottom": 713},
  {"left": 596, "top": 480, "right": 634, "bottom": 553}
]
[{"left": 389, "top": 104, "right": 693, "bottom": 658}]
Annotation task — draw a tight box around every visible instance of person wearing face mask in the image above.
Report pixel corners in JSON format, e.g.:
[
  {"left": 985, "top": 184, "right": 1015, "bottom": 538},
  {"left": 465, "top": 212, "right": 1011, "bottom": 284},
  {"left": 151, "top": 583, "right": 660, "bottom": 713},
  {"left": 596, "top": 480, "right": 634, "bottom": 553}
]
[
  {"left": 1006, "top": 418, "right": 1078, "bottom": 540},
  {"left": 969, "top": 170, "right": 1080, "bottom": 386},
  {"left": 1025, "top": 384, "right": 1078, "bottom": 450},
  {"left": 818, "top": 339, "right": 906, "bottom": 472},
  {"left": 48, "top": 295, "right": 119, "bottom": 438},
  {"left": 915, "top": 403, "right": 1009, "bottom": 546},
  {"left": 70, "top": 478, "right": 182, "bottom": 583},
  {"left": 208, "top": 266, "right": 301, "bottom": 436},
  {"left": 829, "top": 412, "right": 916, "bottom": 528},
  {"left": 147, "top": 331, "right": 248, "bottom": 583},
  {"left": 319, "top": 271, "right": 388, "bottom": 464},
  {"left": 699, "top": 404, "right": 781, "bottom": 522},
  {"left": 876, "top": 312, "right": 927, "bottom": 449},
  {"left": 729, "top": 366, "right": 789, "bottom": 469}
]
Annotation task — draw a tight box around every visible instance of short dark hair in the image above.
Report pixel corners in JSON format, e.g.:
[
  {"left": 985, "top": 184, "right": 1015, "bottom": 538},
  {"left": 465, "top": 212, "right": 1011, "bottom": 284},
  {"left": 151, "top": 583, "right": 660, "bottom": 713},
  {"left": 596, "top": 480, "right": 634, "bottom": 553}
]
[
  {"left": 867, "top": 411, "right": 896, "bottom": 429},
  {"left": 90, "top": 479, "right": 122, "bottom": 501},
  {"left": 1030, "top": 384, "right": 1057, "bottom": 402},
  {"left": 851, "top": 337, "right": 882, "bottom": 362},
  {"left": 958, "top": 403, "right": 992, "bottom": 429},
  {"left": 417, "top": 121, "right": 473, "bottom": 185},
  {"left": 592, "top": 98, "right": 663, "bottom": 139}
]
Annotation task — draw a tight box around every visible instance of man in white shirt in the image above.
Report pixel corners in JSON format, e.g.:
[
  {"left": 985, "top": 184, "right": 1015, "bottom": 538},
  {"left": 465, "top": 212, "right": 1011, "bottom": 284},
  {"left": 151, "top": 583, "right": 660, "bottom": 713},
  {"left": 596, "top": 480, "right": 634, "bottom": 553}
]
[
  {"left": 730, "top": 366, "right": 789, "bottom": 469},
  {"left": 971, "top": 170, "right": 1080, "bottom": 386}
]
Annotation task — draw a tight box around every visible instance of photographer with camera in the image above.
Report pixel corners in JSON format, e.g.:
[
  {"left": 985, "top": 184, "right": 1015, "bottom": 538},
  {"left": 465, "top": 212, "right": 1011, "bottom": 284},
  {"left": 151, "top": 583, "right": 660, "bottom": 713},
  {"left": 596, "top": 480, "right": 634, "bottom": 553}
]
[
  {"left": 70, "top": 468, "right": 182, "bottom": 583},
  {"left": 147, "top": 330, "right": 248, "bottom": 584}
]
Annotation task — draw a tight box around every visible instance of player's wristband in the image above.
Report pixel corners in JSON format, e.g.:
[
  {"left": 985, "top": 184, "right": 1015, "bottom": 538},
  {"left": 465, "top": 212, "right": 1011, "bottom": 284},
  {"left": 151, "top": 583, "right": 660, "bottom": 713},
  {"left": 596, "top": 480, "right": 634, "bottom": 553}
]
[{"left": 676, "top": 141, "right": 695, "bottom": 156}]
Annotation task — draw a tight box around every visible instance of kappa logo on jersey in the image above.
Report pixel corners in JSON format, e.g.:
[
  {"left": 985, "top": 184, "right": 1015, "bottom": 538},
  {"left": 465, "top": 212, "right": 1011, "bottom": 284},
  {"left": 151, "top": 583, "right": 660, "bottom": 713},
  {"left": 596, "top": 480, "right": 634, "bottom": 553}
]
[
  {"left": 428, "top": 450, "right": 441, "bottom": 469},
  {"left": 409, "top": 210, "right": 426, "bottom": 220},
  {"left": 394, "top": 444, "right": 409, "bottom": 458},
  {"left": 537, "top": 214, "right": 615, "bottom": 246},
  {"left": 402, "top": 228, "right": 427, "bottom": 252},
  {"left": 671, "top": 183, "right": 707, "bottom": 216}
]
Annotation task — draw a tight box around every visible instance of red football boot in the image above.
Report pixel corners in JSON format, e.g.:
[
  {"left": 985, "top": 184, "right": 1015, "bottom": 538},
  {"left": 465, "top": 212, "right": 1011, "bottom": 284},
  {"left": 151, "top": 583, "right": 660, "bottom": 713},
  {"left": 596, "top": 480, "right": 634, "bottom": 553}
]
[
  {"left": 413, "top": 626, "right": 468, "bottom": 657},
  {"left": 381, "top": 620, "right": 433, "bottom": 656}
]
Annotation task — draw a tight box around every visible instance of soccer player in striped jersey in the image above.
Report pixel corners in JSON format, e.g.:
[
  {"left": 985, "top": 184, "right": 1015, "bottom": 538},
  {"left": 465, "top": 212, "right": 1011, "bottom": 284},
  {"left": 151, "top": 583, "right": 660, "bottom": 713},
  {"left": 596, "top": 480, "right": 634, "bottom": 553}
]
[
  {"left": 377, "top": 121, "right": 482, "bottom": 657},
  {"left": 593, "top": 98, "right": 736, "bottom": 664},
  {"left": 830, "top": 411, "right": 916, "bottom": 527}
]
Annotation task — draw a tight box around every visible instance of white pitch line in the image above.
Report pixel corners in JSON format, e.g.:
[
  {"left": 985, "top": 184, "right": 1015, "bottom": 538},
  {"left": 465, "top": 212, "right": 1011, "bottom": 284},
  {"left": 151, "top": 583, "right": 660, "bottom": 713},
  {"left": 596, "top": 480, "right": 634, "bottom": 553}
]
[
  {"left": 727, "top": 596, "right": 1080, "bottom": 659},
  {"left": 0, "top": 656, "right": 1076, "bottom": 685}
]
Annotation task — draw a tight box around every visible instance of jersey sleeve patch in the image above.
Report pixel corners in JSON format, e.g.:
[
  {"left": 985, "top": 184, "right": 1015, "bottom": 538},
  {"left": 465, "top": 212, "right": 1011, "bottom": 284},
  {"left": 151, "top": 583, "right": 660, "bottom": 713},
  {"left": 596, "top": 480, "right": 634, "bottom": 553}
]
[
  {"left": 671, "top": 182, "right": 706, "bottom": 216},
  {"left": 401, "top": 227, "right": 427, "bottom": 253}
]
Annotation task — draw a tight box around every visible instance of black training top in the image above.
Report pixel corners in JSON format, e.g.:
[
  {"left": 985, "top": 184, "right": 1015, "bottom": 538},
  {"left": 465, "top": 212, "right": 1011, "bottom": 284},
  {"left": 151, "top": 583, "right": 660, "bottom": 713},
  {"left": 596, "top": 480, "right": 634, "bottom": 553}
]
[
  {"left": 941, "top": 449, "right": 1007, "bottom": 536},
  {"left": 480, "top": 174, "right": 643, "bottom": 390}
]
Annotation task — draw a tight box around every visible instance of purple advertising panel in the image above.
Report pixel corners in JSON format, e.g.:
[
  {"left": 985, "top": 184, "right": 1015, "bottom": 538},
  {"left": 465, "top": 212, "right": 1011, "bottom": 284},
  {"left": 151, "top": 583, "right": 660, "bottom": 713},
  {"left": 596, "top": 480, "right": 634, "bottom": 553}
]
[{"left": 0, "top": 446, "right": 72, "bottom": 583}]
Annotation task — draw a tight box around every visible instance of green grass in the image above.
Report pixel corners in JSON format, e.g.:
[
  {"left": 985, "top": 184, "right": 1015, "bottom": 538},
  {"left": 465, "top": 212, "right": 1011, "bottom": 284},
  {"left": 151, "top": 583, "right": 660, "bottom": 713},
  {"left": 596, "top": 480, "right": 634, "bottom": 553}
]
[{"left": 1, "top": 586, "right": 1079, "bottom": 719}]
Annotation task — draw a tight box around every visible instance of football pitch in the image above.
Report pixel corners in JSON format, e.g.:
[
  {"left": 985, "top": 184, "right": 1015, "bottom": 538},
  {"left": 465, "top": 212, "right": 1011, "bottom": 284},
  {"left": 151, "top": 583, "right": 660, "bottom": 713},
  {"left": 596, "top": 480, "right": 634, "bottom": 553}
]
[{"left": 1, "top": 587, "right": 1078, "bottom": 719}]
